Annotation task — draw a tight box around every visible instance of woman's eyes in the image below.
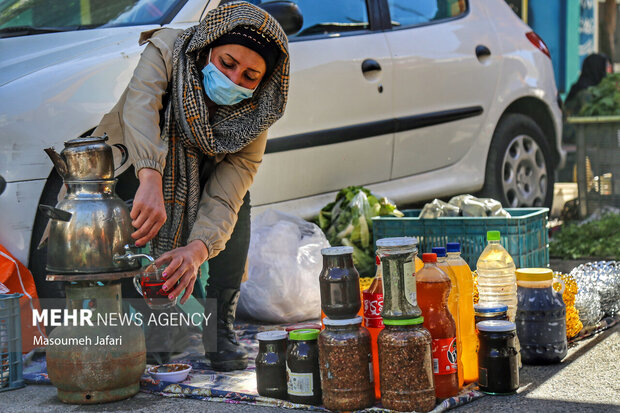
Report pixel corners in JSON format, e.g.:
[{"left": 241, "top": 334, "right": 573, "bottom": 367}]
[{"left": 220, "top": 58, "right": 258, "bottom": 82}]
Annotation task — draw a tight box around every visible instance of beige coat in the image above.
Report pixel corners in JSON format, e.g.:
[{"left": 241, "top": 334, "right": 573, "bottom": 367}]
[{"left": 94, "top": 28, "right": 267, "bottom": 259}]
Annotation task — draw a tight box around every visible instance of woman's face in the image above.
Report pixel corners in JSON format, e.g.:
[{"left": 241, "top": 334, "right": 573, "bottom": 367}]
[{"left": 210, "top": 44, "right": 266, "bottom": 90}]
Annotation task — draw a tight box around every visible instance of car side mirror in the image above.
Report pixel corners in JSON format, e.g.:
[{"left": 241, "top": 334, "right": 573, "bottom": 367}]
[{"left": 259, "top": 1, "right": 303, "bottom": 36}]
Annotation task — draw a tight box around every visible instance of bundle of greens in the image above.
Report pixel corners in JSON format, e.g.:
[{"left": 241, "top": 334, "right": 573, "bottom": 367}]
[
  {"left": 549, "top": 213, "right": 620, "bottom": 260},
  {"left": 317, "top": 186, "right": 404, "bottom": 276},
  {"left": 579, "top": 73, "right": 620, "bottom": 116}
]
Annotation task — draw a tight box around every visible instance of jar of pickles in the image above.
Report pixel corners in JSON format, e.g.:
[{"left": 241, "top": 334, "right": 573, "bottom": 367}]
[
  {"left": 378, "top": 317, "right": 435, "bottom": 412},
  {"left": 286, "top": 329, "right": 322, "bottom": 405},
  {"left": 376, "top": 237, "right": 421, "bottom": 320},
  {"left": 318, "top": 316, "right": 374, "bottom": 411},
  {"left": 319, "top": 247, "right": 361, "bottom": 319},
  {"left": 477, "top": 320, "right": 519, "bottom": 394},
  {"left": 256, "top": 330, "right": 288, "bottom": 400}
]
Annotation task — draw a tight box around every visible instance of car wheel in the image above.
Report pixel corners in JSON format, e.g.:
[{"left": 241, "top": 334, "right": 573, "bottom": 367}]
[{"left": 481, "top": 114, "right": 554, "bottom": 208}]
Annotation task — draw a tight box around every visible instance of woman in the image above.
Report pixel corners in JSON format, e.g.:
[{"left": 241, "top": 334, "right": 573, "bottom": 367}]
[
  {"left": 564, "top": 53, "right": 613, "bottom": 116},
  {"left": 94, "top": 1, "right": 289, "bottom": 371}
]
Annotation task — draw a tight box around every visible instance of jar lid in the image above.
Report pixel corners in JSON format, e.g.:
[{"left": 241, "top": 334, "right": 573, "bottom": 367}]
[
  {"left": 474, "top": 303, "right": 508, "bottom": 314},
  {"left": 321, "top": 246, "right": 353, "bottom": 256},
  {"left": 383, "top": 316, "right": 424, "bottom": 326},
  {"left": 323, "top": 316, "right": 363, "bottom": 326},
  {"left": 256, "top": 330, "right": 288, "bottom": 341},
  {"left": 289, "top": 329, "right": 320, "bottom": 341},
  {"left": 516, "top": 268, "right": 553, "bottom": 281},
  {"left": 376, "top": 237, "right": 418, "bottom": 248},
  {"left": 476, "top": 320, "right": 516, "bottom": 332}
]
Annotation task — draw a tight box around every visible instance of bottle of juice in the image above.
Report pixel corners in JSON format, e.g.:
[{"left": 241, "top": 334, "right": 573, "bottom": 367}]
[
  {"left": 476, "top": 231, "right": 517, "bottom": 321},
  {"left": 417, "top": 253, "right": 459, "bottom": 399},
  {"left": 432, "top": 247, "right": 463, "bottom": 389},
  {"left": 362, "top": 256, "right": 384, "bottom": 400},
  {"left": 446, "top": 242, "right": 478, "bottom": 383}
]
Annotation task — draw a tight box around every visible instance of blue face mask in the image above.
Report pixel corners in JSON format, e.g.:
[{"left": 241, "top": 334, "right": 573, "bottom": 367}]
[{"left": 202, "top": 51, "right": 256, "bottom": 106}]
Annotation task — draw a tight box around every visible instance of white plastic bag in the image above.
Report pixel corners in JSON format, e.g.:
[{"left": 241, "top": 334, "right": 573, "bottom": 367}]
[{"left": 238, "top": 209, "right": 330, "bottom": 323}]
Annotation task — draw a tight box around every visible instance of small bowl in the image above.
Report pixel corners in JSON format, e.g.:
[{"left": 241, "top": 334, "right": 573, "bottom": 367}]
[{"left": 148, "top": 363, "right": 192, "bottom": 383}]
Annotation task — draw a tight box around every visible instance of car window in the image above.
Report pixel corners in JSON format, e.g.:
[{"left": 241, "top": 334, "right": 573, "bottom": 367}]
[
  {"left": 387, "top": 0, "right": 467, "bottom": 28},
  {"left": 0, "top": 0, "right": 185, "bottom": 35},
  {"left": 244, "top": 0, "right": 369, "bottom": 39}
]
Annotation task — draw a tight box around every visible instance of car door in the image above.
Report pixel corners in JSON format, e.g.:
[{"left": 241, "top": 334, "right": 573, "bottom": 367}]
[
  {"left": 249, "top": 0, "right": 394, "bottom": 207},
  {"left": 383, "top": 0, "right": 501, "bottom": 179}
]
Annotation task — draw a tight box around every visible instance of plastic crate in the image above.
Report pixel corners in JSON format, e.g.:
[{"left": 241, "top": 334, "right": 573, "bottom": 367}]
[
  {"left": 372, "top": 208, "right": 549, "bottom": 269},
  {"left": 0, "top": 293, "right": 24, "bottom": 392}
]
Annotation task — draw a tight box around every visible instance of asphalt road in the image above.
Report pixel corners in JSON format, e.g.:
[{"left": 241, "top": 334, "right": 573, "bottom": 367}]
[{"left": 2, "top": 324, "right": 619, "bottom": 413}]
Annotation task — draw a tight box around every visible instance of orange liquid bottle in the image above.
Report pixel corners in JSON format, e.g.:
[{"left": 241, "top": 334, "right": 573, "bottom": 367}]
[
  {"left": 446, "top": 242, "right": 478, "bottom": 383},
  {"left": 417, "top": 253, "right": 459, "bottom": 400},
  {"left": 432, "top": 247, "right": 464, "bottom": 389},
  {"left": 362, "top": 256, "right": 384, "bottom": 400}
]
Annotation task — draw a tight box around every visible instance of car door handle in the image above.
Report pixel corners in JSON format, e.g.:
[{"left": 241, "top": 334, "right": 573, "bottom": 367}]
[
  {"left": 476, "top": 45, "right": 491, "bottom": 59},
  {"left": 362, "top": 59, "right": 381, "bottom": 73}
]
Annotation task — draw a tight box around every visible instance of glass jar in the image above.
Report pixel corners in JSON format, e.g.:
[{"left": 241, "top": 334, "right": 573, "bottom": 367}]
[
  {"left": 319, "top": 247, "right": 361, "bottom": 319},
  {"left": 477, "top": 320, "right": 519, "bottom": 394},
  {"left": 378, "top": 317, "right": 435, "bottom": 413},
  {"left": 318, "top": 316, "right": 374, "bottom": 410},
  {"left": 474, "top": 303, "right": 509, "bottom": 326},
  {"left": 286, "top": 329, "right": 322, "bottom": 405},
  {"left": 256, "top": 330, "right": 288, "bottom": 400},
  {"left": 376, "top": 237, "right": 421, "bottom": 320},
  {"left": 515, "top": 268, "right": 567, "bottom": 365}
]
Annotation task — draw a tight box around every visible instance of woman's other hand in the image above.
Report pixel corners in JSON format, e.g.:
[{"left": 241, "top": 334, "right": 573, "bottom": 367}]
[
  {"left": 155, "top": 240, "right": 209, "bottom": 304},
  {"left": 131, "top": 168, "right": 166, "bottom": 246}
]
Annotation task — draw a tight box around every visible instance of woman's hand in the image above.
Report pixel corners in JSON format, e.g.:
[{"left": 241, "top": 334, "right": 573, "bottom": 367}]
[
  {"left": 131, "top": 168, "right": 166, "bottom": 246},
  {"left": 156, "top": 240, "right": 209, "bottom": 304}
]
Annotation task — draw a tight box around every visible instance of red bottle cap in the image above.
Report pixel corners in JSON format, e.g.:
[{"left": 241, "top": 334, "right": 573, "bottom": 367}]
[{"left": 422, "top": 253, "right": 437, "bottom": 263}]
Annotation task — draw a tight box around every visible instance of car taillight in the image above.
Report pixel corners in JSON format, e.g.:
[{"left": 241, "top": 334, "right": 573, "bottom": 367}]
[{"left": 526, "top": 31, "right": 551, "bottom": 59}]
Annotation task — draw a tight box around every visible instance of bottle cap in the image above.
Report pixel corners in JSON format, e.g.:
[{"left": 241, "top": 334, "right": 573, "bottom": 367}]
[
  {"left": 288, "top": 329, "right": 320, "bottom": 341},
  {"left": 476, "top": 320, "right": 516, "bottom": 332},
  {"left": 383, "top": 316, "right": 424, "bottom": 326},
  {"left": 516, "top": 268, "right": 553, "bottom": 281},
  {"left": 422, "top": 253, "right": 437, "bottom": 263},
  {"left": 487, "top": 231, "right": 501, "bottom": 241},
  {"left": 321, "top": 246, "right": 354, "bottom": 256},
  {"left": 431, "top": 247, "right": 447, "bottom": 257},
  {"left": 474, "top": 303, "right": 508, "bottom": 314},
  {"left": 376, "top": 237, "right": 418, "bottom": 248},
  {"left": 323, "top": 316, "right": 363, "bottom": 327},
  {"left": 256, "top": 330, "right": 288, "bottom": 341},
  {"left": 446, "top": 242, "right": 461, "bottom": 253}
]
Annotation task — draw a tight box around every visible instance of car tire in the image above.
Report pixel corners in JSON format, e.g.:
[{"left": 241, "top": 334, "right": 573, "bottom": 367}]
[{"left": 481, "top": 113, "right": 554, "bottom": 208}]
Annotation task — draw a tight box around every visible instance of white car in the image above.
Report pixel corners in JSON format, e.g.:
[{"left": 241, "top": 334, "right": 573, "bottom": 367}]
[{"left": 0, "top": 0, "right": 563, "bottom": 281}]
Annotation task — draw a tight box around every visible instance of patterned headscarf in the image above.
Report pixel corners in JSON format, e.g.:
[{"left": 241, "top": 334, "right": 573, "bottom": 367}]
[{"left": 152, "top": 1, "right": 290, "bottom": 258}]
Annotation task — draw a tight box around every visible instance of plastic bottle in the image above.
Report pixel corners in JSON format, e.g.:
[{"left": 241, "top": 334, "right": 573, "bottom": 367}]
[
  {"left": 362, "top": 256, "right": 383, "bottom": 400},
  {"left": 476, "top": 231, "right": 517, "bottom": 322},
  {"left": 432, "top": 247, "right": 463, "bottom": 389},
  {"left": 446, "top": 242, "right": 478, "bottom": 384},
  {"left": 417, "top": 253, "right": 459, "bottom": 399}
]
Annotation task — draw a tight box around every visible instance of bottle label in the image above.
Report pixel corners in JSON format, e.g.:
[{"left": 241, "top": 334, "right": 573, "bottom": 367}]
[
  {"left": 287, "top": 367, "right": 314, "bottom": 396},
  {"left": 403, "top": 261, "right": 417, "bottom": 307},
  {"left": 363, "top": 291, "right": 384, "bottom": 328},
  {"left": 432, "top": 337, "right": 458, "bottom": 375}
]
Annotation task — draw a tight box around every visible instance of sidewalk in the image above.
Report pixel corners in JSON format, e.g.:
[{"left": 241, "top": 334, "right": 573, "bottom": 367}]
[{"left": 3, "top": 324, "right": 619, "bottom": 413}]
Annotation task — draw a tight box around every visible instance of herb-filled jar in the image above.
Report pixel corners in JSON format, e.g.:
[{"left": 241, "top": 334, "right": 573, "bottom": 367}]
[
  {"left": 378, "top": 317, "right": 435, "bottom": 412},
  {"left": 319, "top": 247, "right": 361, "bottom": 319},
  {"left": 286, "top": 329, "right": 322, "bottom": 405},
  {"left": 318, "top": 316, "right": 374, "bottom": 411},
  {"left": 477, "top": 320, "right": 519, "bottom": 395},
  {"left": 515, "top": 268, "right": 567, "bottom": 365},
  {"left": 256, "top": 330, "right": 288, "bottom": 400},
  {"left": 376, "top": 237, "right": 421, "bottom": 320},
  {"left": 474, "top": 303, "right": 509, "bottom": 326}
]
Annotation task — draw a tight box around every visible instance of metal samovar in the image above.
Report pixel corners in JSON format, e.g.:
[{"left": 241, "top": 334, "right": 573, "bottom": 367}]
[{"left": 41, "top": 135, "right": 147, "bottom": 404}]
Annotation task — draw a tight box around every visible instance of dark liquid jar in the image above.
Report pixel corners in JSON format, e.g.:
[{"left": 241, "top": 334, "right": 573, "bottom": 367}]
[
  {"left": 256, "top": 330, "right": 288, "bottom": 400},
  {"left": 515, "top": 268, "right": 567, "bottom": 365},
  {"left": 319, "top": 247, "right": 361, "bottom": 319},
  {"left": 474, "top": 303, "right": 509, "bottom": 326},
  {"left": 378, "top": 317, "right": 436, "bottom": 413},
  {"left": 477, "top": 320, "right": 519, "bottom": 395},
  {"left": 286, "top": 329, "right": 322, "bottom": 405},
  {"left": 376, "top": 237, "right": 422, "bottom": 320},
  {"left": 318, "top": 316, "right": 374, "bottom": 411}
]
